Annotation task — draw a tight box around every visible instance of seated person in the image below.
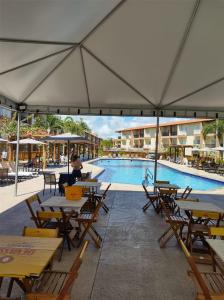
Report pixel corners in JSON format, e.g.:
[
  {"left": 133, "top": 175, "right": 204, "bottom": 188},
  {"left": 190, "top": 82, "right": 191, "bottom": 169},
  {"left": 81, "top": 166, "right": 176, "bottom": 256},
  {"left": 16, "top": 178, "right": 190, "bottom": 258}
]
[{"left": 71, "top": 155, "right": 83, "bottom": 180}]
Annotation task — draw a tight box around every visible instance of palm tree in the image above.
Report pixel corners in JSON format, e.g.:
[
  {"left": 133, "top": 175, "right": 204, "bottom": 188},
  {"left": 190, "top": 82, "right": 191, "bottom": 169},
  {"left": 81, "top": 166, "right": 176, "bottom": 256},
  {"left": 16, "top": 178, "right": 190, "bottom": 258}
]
[{"left": 202, "top": 120, "right": 224, "bottom": 147}]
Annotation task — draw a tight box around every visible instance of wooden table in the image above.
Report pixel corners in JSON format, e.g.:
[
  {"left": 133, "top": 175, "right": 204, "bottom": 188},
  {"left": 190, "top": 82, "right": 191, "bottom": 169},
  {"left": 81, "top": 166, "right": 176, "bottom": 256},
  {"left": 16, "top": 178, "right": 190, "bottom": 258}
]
[
  {"left": 154, "top": 183, "right": 180, "bottom": 189},
  {"left": 175, "top": 200, "right": 224, "bottom": 214},
  {"left": 206, "top": 239, "right": 224, "bottom": 262},
  {"left": 0, "top": 235, "right": 62, "bottom": 280},
  {"left": 41, "top": 196, "right": 88, "bottom": 211},
  {"left": 74, "top": 181, "right": 101, "bottom": 188}
]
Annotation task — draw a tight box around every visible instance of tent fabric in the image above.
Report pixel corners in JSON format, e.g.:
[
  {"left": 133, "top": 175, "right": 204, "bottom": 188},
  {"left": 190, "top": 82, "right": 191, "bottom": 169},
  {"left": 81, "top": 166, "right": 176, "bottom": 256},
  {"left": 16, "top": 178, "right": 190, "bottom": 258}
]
[{"left": 1, "top": 0, "right": 224, "bottom": 118}]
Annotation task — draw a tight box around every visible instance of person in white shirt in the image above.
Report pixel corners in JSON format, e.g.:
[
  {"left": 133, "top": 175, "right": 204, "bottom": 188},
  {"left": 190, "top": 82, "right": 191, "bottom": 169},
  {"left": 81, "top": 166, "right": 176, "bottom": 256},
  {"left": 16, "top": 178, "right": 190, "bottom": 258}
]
[{"left": 2, "top": 150, "right": 7, "bottom": 160}]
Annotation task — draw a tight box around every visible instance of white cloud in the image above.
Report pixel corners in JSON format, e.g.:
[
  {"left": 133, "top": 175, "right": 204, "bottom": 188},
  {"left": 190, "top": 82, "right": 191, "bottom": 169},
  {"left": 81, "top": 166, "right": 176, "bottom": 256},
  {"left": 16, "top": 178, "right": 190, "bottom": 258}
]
[{"left": 62, "top": 115, "right": 190, "bottom": 139}]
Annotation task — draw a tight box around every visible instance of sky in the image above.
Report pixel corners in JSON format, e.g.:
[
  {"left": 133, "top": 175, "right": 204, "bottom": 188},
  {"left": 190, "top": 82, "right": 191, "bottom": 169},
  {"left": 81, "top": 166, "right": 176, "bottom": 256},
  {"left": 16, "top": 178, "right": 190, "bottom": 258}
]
[{"left": 70, "top": 116, "right": 187, "bottom": 139}]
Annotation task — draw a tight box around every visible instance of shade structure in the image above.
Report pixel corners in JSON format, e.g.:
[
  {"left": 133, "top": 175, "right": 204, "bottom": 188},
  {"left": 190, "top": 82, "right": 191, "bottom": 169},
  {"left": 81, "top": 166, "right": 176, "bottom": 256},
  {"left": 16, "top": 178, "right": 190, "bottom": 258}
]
[
  {"left": 213, "top": 146, "right": 224, "bottom": 152},
  {"left": 43, "top": 133, "right": 90, "bottom": 173},
  {"left": 1, "top": 1, "right": 224, "bottom": 118},
  {"left": 198, "top": 147, "right": 215, "bottom": 152},
  {"left": 0, "top": 138, "right": 8, "bottom": 142},
  {"left": 9, "top": 138, "right": 45, "bottom": 145},
  {"left": 43, "top": 133, "right": 89, "bottom": 144}
]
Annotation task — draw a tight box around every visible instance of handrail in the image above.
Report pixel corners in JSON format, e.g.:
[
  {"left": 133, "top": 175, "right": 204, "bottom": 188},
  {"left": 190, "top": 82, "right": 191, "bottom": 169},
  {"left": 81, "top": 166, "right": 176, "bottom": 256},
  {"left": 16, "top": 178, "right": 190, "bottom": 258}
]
[{"left": 142, "top": 167, "right": 153, "bottom": 186}]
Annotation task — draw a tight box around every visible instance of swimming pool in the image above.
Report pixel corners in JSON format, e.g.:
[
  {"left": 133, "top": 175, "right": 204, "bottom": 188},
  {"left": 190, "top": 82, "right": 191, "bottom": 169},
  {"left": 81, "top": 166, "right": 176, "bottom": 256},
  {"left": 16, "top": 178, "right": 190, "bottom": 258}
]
[{"left": 92, "top": 159, "right": 224, "bottom": 190}]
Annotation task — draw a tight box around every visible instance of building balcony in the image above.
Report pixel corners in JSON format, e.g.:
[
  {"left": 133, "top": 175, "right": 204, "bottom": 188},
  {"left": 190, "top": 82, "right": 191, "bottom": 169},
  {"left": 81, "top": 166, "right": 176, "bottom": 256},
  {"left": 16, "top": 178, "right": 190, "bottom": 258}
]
[
  {"left": 193, "top": 129, "right": 201, "bottom": 135},
  {"left": 161, "top": 132, "right": 170, "bottom": 136},
  {"left": 161, "top": 136, "right": 170, "bottom": 139},
  {"left": 178, "top": 131, "right": 187, "bottom": 136}
]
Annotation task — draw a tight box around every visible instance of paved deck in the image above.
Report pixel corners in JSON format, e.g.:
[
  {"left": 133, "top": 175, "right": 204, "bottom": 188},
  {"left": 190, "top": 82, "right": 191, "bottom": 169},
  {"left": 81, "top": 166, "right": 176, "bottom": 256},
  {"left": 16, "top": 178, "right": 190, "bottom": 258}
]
[{"left": 1, "top": 188, "right": 224, "bottom": 299}]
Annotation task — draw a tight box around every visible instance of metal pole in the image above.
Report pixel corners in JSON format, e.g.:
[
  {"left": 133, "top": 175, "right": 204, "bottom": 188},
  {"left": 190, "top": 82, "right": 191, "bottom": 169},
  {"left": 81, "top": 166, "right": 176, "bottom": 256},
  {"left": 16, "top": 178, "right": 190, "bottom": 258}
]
[
  {"left": 153, "top": 113, "right": 160, "bottom": 193},
  {"left": 14, "top": 111, "right": 21, "bottom": 196},
  {"left": 67, "top": 140, "right": 70, "bottom": 173}
]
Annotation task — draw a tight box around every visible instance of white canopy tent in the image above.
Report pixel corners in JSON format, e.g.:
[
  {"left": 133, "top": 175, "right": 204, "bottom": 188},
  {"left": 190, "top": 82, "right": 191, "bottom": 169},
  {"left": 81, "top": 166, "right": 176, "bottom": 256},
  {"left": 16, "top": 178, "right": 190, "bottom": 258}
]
[
  {"left": 1, "top": 0, "right": 224, "bottom": 194},
  {"left": 1, "top": 0, "right": 224, "bottom": 118}
]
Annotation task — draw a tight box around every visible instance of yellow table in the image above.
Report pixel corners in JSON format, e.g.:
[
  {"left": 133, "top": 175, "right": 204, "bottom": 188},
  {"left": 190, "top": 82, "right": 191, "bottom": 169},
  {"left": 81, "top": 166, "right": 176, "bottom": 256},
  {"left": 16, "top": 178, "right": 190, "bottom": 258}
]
[{"left": 0, "top": 235, "right": 62, "bottom": 279}]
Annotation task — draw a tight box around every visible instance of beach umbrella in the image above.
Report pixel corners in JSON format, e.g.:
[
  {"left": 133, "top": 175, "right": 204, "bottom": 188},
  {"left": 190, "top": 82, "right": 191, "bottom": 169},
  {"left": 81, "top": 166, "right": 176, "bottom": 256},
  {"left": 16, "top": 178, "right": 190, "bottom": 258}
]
[
  {"left": 9, "top": 138, "right": 45, "bottom": 145},
  {"left": 43, "top": 133, "right": 90, "bottom": 173},
  {"left": 197, "top": 147, "right": 214, "bottom": 152},
  {"left": 9, "top": 138, "right": 45, "bottom": 163},
  {"left": 0, "top": 138, "right": 8, "bottom": 142},
  {"left": 213, "top": 146, "right": 224, "bottom": 151},
  {"left": 191, "top": 147, "right": 200, "bottom": 152}
]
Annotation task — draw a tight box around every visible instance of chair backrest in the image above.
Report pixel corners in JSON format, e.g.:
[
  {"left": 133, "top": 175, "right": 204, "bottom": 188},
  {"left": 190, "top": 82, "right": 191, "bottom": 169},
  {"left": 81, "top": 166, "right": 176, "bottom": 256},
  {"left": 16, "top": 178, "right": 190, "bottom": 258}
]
[
  {"left": 93, "top": 198, "right": 104, "bottom": 220},
  {"left": 179, "top": 239, "right": 212, "bottom": 300},
  {"left": 23, "top": 226, "right": 59, "bottom": 238},
  {"left": 0, "top": 168, "right": 8, "bottom": 179},
  {"left": 57, "top": 241, "right": 89, "bottom": 300},
  {"left": 65, "top": 186, "right": 83, "bottom": 200},
  {"left": 192, "top": 210, "right": 221, "bottom": 221},
  {"left": 83, "top": 178, "right": 98, "bottom": 182},
  {"left": 25, "top": 194, "right": 44, "bottom": 227},
  {"left": 209, "top": 226, "right": 224, "bottom": 238},
  {"left": 156, "top": 180, "right": 170, "bottom": 184},
  {"left": 102, "top": 183, "right": 111, "bottom": 198},
  {"left": 181, "top": 186, "right": 192, "bottom": 199},
  {"left": 44, "top": 172, "right": 56, "bottom": 184}
]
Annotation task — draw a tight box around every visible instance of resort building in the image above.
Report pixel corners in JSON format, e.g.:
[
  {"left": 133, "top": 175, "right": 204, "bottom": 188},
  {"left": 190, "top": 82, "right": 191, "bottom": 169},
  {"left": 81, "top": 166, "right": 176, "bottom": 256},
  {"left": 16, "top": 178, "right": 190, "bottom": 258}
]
[{"left": 112, "top": 119, "right": 222, "bottom": 156}]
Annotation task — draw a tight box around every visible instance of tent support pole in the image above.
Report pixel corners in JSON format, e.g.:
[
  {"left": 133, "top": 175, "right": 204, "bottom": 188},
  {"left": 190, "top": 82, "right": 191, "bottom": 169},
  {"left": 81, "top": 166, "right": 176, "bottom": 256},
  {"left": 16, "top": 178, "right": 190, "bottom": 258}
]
[
  {"left": 14, "top": 111, "right": 21, "bottom": 196},
  {"left": 68, "top": 140, "right": 70, "bottom": 173},
  {"left": 153, "top": 113, "right": 160, "bottom": 193}
]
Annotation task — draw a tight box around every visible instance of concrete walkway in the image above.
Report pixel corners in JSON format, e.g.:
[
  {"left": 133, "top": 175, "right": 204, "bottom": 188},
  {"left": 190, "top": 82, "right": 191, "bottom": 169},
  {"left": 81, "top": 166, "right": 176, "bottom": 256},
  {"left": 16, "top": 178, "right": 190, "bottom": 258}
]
[{"left": 1, "top": 187, "right": 224, "bottom": 299}]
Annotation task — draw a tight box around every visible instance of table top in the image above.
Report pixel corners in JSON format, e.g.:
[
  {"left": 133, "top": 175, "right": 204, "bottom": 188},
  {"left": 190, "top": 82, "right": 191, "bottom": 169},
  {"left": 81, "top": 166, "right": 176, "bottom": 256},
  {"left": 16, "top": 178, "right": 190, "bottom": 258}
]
[
  {"left": 175, "top": 200, "right": 224, "bottom": 213},
  {"left": 0, "top": 235, "right": 62, "bottom": 278},
  {"left": 74, "top": 181, "right": 101, "bottom": 188},
  {"left": 41, "top": 196, "right": 88, "bottom": 209},
  {"left": 154, "top": 183, "right": 180, "bottom": 189},
  {"left": 206, "top": 239, "right": 224, "bottom": 261}
]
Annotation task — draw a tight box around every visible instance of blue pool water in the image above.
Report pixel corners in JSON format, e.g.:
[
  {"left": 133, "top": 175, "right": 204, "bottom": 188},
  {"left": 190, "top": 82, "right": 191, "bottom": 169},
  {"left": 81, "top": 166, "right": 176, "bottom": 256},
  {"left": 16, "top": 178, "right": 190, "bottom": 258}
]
[{"left": 92, "top": 159, "right": 224, "bottom": 190}]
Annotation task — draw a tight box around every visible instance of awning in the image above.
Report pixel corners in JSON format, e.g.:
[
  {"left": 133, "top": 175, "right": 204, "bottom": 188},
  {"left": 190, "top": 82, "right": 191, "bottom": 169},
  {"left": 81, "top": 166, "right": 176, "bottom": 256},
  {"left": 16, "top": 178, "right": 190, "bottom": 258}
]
[{"left": 1, "top": 1, "right": 224, "bottom": 118}]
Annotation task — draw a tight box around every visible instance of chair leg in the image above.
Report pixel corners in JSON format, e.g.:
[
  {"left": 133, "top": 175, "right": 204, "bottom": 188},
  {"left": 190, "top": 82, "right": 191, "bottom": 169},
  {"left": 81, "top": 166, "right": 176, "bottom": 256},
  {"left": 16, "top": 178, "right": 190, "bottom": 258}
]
[
  {"left": 7, "top": 278, "right": 14, "bottom": 297},
  {"left": 142, "top": 202, "right": 151, "bottom": 212}
]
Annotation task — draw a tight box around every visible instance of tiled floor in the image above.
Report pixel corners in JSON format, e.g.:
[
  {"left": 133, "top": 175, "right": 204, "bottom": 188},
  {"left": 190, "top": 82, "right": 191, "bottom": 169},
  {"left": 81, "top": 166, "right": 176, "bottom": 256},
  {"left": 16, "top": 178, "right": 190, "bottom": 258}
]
[{"left": 0, "top": 189, "right": 223, "bottom": 299}]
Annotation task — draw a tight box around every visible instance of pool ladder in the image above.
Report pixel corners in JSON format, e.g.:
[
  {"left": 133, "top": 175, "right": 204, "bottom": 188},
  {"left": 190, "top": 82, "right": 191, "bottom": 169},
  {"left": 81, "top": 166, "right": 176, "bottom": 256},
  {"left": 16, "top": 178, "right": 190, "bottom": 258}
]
[{"left": 142, "top": 168, "right": 153, "bottom": 186}]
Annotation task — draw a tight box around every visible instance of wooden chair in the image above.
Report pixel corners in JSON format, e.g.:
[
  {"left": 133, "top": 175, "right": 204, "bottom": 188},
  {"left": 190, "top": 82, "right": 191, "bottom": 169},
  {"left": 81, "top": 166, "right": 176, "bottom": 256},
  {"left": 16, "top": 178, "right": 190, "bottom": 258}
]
[
  {"left": 158, "top": 188, "right": 177, "bottom": 214},
  {"left": 6, "top": 227, "right": 60, "bottom": 298},
  {"left": 75, "top": 198, "right": 103, "bottom": 248},
  {"left": 26, "top": 240, "right": 89, "bottom": 300},
  {"left": 158, "top": 201, "right": 189, "bottom": 248},
  {"left": 142, "top": 184, "right": 158, "bottom": 213},
  {"left": 25, "top": 194, "right": 60, "bottom": 228},
  {"left": 176, "top": 186, "right": 192, "bottom": 200},
  {"left": 0, "top": 168, "right": 9, "bottom": 185},
  {"left": 208, "top": 227, "right": 224, "bottom": 273},
  {"left": 180, "top": 238, "right": 224, "bottom": 300},
  {"left": 94, "top": 183, "right": 111, "bottom": 213},
  {"left": 23, "top": 226, "right": 59, "bottom": 238},
  {"left": 43, "top": 172, "right": 58, "bottom": 195},
  {"left": 187, "top": 211, "right": 222, "bottom": 253},
  {"left": 36, "top": 211, "right": 74, "bottom": 261}
]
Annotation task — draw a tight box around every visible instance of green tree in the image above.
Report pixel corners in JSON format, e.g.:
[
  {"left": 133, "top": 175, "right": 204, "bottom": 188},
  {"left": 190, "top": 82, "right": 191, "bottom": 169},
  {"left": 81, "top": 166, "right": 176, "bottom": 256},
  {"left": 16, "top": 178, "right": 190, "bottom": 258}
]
[
  {"left": 202, "top": 120, "right": 224, "bottom": 146},
  {"left": 63, "top": 117, "right": 91, "bottom": 135},
  {"left": 32, "top": 115, "right": 63, "bottom": 134}
]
